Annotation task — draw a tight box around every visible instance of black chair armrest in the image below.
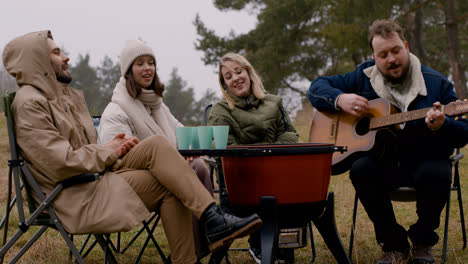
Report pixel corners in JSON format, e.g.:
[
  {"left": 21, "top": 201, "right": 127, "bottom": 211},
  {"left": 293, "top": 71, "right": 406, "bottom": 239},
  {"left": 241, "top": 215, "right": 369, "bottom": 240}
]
[
  {"left": 60, "top": 172, "right": 103, "bottom": 189},
  {"left": 450, "top": 153, "right": 464, "bottom": 165},
  {"left": 203, "top": 157, "right": 217, "bottom": 167}
]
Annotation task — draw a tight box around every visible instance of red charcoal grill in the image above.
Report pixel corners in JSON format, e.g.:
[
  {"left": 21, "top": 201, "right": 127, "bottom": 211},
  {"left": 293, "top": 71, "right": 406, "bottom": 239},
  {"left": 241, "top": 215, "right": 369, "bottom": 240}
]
[
  {"left": 216, "top": 143, "right": 350, "bottom": 264},
  {"left": 221, "top": 143, "right": 333, "bottom": 205},
  {"left": 179, "top": 143, "right": 350, "bottom": 263}
]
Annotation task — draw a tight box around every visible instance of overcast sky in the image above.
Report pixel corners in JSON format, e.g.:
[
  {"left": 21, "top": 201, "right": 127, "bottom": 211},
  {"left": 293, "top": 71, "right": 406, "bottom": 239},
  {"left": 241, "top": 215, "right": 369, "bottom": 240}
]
[{"left": 0, "top": 0, "right": 256, "bottom": 99}]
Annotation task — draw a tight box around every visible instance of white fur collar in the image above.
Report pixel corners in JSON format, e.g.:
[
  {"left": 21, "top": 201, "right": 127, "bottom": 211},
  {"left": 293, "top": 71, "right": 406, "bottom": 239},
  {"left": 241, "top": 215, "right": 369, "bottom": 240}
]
[{"left": 364, "top": 52, "right": 427, "bottom": 113}]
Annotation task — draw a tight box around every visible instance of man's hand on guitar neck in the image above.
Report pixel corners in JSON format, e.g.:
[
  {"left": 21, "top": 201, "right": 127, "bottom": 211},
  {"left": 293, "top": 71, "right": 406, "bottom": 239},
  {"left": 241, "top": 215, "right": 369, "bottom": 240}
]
[
  {"left": 425, "top": 101, "right": 445, "bottom": 131},
  {"left": 336, "top": 93, "right": 370, "bottom": 117}
]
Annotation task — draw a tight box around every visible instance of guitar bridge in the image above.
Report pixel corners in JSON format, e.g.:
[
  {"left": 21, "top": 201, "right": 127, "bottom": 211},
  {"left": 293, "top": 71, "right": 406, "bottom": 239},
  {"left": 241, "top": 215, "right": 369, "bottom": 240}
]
[
  {"left": 330, "top": 122, "right": 336, "bottom": 137},
  {"left": 328, "top": 115, "right": 339, "bottom": 142}
]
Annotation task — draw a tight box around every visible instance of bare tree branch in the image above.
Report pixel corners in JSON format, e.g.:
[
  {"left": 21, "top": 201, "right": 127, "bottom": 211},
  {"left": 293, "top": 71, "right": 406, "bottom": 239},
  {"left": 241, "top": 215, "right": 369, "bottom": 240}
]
[{"left": 283, "top": 81, "right": 307, "bottom": 97}]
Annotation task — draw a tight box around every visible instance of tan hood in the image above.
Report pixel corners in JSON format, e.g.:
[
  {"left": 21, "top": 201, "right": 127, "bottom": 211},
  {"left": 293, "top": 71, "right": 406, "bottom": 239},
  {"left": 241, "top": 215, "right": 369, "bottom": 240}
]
[{"left": 2, "top": 30, "right": 59, "bottom": 99}]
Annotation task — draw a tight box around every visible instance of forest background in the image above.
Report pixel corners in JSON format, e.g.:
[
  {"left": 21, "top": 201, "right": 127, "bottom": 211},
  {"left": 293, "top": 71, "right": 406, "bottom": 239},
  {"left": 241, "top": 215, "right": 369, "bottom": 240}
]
[
  {"left": 1, "top": 1, "right": 468, "bottom": 262},
  {"left": 0, "top": 0, "right": 467, "bottom": 124}
]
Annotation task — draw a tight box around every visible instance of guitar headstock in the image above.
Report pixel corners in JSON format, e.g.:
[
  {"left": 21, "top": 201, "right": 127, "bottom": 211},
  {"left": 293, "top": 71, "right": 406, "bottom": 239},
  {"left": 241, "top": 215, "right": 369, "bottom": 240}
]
[{"left": 444, "top": 99, "right": 468, "bottom": 119}]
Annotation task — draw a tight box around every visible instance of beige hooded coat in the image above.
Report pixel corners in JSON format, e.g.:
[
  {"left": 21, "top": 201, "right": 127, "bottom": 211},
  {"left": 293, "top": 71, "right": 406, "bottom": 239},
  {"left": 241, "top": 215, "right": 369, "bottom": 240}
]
[{"left": 2, "top": 30, "right": 150, "bottom": 234}]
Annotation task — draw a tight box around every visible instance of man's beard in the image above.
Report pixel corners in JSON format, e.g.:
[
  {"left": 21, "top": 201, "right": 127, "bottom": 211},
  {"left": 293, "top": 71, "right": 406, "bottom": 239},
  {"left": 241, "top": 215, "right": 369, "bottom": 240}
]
[
  {"left": 56, "top": 71, "right": 72, "bottom": 84},
  {"left": 382, "top": 61, "right": 410, "bottom": 85},
  {"left": 384, "top": 67, "right": 409, "bottom": 84}
]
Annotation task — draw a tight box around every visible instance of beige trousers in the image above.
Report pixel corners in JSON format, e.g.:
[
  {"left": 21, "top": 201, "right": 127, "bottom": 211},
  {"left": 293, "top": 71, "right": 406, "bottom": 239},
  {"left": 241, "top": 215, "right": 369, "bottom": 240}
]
[
  {"left": 190, "top": 158, "right": 214, "bottom": 260},
  {"left": 117, "top": 135, "right": 215, "bottom": 264}
]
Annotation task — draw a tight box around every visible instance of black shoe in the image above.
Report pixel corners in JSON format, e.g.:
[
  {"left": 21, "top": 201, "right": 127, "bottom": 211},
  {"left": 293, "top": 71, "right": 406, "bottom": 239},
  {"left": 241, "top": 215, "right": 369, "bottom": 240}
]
[
  {"left": 248, "top": 247, "right": 261, "bottom": 263},
  {"left": 201, "top": 204, "right": 263, "bottom": 252},
  {"left": 248, "top": 235, "right": 293, "bottom": 264},
  {"left": 376, "top": 250, "right": 409, "bottom": 264},
  {"left": 277, "top": 248, "right": 294, "bottom": 264},
  {"left": 412, "top": 245, "right": 434, "bottom": 264},
  {"left": 248, "top": 237, "right": 261, "bottom": 264},
  {"left": 248, "top": 246, "right": 292, "bottom": 264}
]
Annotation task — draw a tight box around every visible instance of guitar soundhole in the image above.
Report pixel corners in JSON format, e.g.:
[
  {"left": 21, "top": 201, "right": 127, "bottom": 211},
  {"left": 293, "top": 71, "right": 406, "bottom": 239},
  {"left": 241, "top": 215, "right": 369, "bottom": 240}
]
[{"left": 355, "top": 117, "right": 370, "bottom": 136}]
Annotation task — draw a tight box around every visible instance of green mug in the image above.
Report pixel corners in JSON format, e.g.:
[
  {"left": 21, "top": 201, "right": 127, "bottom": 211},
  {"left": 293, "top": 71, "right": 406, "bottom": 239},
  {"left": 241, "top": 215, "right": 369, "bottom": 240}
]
[
  {"left": 197, "top": 126, "right": 213, "bottom": 149},
  {"left": 191, "top": 127, "right": 200, "bottom": 149},
  {"left": 176, "top": 127, "right": 193, "bottom": 150},
  {"left": 212, "top": 126, "right": 229, "bottom": 149}
]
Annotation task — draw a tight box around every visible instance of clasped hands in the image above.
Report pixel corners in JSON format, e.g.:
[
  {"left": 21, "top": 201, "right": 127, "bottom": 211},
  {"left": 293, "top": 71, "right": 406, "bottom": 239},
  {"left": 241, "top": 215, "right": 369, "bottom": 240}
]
[
  {"left": 105, "top": 133, "right": 139, "bottom": 157},
  {"left": 336, "top": 93, "right": 445, "bottom": 130},
  {"left": 106, "top": 133, "right": 200, "bottom": 162}
]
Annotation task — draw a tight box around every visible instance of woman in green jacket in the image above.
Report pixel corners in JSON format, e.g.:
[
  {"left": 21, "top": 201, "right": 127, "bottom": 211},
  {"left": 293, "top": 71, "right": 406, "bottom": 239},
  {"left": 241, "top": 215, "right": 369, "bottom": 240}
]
[
  {"left": 208, "top": 52, "right": 298, "bottom": 263},
  {"left": 208, "top": 52, "right": 298, "bottom": 145}
]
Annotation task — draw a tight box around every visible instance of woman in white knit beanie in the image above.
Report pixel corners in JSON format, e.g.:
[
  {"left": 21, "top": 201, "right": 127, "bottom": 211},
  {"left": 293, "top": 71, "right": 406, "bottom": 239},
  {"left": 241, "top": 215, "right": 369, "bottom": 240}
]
[{"left": 98, "top": 39, "right": 214, "bottom": 261}]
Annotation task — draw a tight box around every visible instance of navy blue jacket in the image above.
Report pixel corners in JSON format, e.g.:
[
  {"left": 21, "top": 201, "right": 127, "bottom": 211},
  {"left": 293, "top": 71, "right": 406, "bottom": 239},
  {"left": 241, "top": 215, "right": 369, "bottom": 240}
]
[{"left": 308, "top": 60, "right": 468, "bottom": 161}]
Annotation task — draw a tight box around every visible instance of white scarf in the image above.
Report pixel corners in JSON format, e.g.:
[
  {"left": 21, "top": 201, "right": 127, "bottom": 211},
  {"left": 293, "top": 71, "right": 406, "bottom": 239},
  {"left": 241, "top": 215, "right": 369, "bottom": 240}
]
[
  {"left": 364, "top": 53, "right": 427, "bottom": 113},
  {"left": 111, "top": 77, "right": 179, "bottom": 146}
]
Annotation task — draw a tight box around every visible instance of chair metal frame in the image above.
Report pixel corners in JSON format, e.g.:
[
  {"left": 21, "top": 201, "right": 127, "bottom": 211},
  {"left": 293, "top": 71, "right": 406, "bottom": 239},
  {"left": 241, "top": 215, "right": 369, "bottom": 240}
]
[
  {"left": 73, "top": 211, "right": 168, "bottom": 264},
  {"left": 348, "top": 148, "right": 466, "bottom": 263},
  {"left": 0, "top": 92, "right": 118, "bottom": 264},
  {"left": 120, "top": 212, "right": 170, "bottom": 264},
  {"left": 1, "top": 94, "right": 170, "bottom": 264}
]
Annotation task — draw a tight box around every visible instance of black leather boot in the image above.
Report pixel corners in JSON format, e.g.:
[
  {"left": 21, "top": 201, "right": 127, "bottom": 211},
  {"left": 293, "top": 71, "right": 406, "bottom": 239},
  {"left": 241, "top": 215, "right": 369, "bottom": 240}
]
[
  {"left": 201, "top": 203, "right": 262, "bottom": 252},
  {"left": 412, "top": 245, "right": 434, "bottom": 264}
]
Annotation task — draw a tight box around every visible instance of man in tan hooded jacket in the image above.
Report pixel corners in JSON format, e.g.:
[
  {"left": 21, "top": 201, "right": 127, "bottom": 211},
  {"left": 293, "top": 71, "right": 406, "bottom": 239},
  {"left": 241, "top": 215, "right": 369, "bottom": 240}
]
[{"left": 2, "top": 30, "right": 261, "bottom": 264}]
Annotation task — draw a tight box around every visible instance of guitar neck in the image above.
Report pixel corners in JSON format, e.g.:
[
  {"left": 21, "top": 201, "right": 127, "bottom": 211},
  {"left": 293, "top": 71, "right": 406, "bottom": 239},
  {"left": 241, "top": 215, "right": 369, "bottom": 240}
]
[{"left": 370, "top": 106, "right": 432, "bottom": 129}]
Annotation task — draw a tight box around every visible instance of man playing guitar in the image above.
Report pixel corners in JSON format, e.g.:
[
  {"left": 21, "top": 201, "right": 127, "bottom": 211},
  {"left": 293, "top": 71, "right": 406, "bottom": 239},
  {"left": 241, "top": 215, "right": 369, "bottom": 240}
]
[{"left": 308, "top": 19, "right": 468, "bottom": 264}]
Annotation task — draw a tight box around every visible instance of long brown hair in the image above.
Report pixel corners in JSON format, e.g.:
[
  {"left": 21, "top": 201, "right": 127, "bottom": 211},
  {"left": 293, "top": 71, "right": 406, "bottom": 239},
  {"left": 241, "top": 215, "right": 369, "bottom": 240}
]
[{"left": 124, "top": 58, "right": 164, "bottom": 98}]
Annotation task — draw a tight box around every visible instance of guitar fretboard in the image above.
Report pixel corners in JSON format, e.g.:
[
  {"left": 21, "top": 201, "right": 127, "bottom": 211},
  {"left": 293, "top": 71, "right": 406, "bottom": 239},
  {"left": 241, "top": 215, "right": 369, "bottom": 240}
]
[{"left": 370, "top": 107, "right": 432, "bottom": 129}]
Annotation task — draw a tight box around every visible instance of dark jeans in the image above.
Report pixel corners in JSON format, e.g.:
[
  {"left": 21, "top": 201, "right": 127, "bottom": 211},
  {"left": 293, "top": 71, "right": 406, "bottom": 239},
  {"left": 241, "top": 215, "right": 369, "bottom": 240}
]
[{"left": 349, "top": 154, "right": 451, "bottom": 252}]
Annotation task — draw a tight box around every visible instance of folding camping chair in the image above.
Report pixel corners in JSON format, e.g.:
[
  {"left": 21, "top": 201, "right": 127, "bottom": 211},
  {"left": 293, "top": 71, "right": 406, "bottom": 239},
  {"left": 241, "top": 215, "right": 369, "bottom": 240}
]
[
  {"left": 348, "top": 148, "right": 466, "bottom": 263},
  {"left": 0, "top": 92, "right": 120, "bottom": 264}
]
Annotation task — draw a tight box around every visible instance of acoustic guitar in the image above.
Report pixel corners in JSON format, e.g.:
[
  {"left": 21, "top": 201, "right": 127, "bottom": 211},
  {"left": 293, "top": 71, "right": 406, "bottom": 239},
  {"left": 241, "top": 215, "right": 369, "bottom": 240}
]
[{"left": 309, "top": 98, "right": 468, "bottom": 175}]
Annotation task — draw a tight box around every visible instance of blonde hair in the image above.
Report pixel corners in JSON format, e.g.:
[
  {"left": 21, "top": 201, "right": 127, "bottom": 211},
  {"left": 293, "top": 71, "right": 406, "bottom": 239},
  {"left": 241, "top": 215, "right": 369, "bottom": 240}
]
[{"left": 218, "top": 53, "right": 265, "bottom": 109}]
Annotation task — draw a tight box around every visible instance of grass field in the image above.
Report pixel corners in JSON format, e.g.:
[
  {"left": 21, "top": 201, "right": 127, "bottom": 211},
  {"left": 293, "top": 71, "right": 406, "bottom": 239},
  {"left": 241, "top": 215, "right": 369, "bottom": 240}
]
[{"left": 0, "top": 115, "right": 467, "bottom": 263}]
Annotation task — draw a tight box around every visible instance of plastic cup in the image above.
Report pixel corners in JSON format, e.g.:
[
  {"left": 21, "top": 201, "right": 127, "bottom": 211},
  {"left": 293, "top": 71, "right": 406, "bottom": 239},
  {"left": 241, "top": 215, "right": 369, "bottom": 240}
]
[
  {"left": 212, "top": 126, "right": 229, "bottom": 149},
  {"left": 176, "top": 127, "right": 193, "bottom": 150},
  {"left": 191, "top": 127, "right": 200, "bottom": 149},
  {"left": 197, "top": 126, "right": 213, "bottom": 149}
]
